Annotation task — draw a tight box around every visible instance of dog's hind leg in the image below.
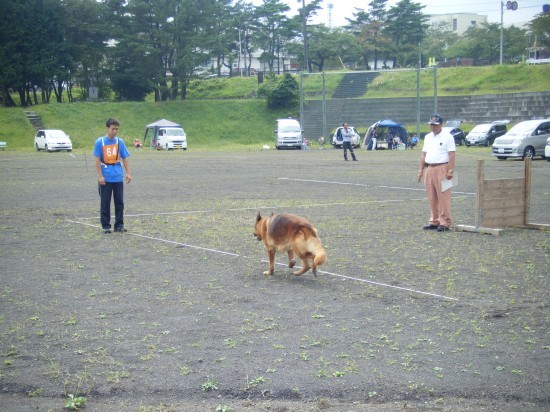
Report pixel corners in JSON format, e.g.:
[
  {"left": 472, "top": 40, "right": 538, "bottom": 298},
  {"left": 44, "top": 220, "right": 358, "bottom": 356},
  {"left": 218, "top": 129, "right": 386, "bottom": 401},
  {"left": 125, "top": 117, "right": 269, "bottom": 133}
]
[
  {"left": 287, "top": 248, "right": 296, "bottom": 268},
  {"left": 292, "top": 257, "right": 310, "bottom": 276},
  {"left": 311, "top": 258, "right": 318, "bottom": 277}
]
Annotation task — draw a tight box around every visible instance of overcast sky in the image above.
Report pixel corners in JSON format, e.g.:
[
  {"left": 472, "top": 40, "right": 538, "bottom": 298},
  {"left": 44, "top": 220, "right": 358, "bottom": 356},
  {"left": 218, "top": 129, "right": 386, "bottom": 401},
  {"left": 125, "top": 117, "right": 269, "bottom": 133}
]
[{"left": 253, "top": 0, "right": 547, "bottom": 28}]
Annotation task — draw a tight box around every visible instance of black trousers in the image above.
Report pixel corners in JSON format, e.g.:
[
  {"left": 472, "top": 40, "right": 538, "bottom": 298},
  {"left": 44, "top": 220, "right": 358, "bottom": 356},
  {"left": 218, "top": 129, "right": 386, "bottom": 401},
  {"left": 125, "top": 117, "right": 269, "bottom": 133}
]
[
  {"left": 99, "top": 181, "right": 124, "bottom": 229},
  {"left": 343, "top": 141, "right": 356, "bottom": 160}
]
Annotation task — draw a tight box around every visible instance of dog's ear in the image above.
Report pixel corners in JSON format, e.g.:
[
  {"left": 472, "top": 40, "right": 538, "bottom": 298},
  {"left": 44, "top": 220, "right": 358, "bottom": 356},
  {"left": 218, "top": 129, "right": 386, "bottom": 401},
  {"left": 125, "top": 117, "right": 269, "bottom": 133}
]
[{"left": 256, "top": 212, "right": 262, "bottom": 222}]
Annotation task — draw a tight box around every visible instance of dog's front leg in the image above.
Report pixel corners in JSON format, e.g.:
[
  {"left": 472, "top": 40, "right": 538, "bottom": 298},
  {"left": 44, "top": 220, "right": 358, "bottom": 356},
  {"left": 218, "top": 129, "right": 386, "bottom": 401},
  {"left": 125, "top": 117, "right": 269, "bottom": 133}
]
[
  {"left": 287, "top": 248, "right": 296, "bottom": 268},
  {"left": 264, "top": 249, "right": 276, "bottom": 276}
]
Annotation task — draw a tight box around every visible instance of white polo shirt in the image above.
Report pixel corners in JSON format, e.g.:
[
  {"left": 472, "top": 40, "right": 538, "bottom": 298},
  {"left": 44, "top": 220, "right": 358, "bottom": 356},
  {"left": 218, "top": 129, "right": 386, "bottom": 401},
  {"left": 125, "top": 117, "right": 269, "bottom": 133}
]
[
  {"left": 342, "top": 127, "right": 353, "bottom": 142},
  {"left": 422, "top": 129, "right": 456, "bottom": 164}
]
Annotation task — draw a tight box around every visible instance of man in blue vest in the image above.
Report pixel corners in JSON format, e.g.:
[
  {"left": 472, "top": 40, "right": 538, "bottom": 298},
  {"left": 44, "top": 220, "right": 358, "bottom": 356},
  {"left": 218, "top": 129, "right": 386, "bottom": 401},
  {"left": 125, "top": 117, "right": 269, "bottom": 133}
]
[{"left": 94, "top": 118, "right": 132, "bottom": 233}]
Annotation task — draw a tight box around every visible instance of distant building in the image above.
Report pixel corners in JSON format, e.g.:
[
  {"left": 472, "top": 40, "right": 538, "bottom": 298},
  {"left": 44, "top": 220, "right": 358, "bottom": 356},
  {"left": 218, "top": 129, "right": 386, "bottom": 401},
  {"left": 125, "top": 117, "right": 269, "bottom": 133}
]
[
  {"left": 526, "top": 46, "right": 550, "bottom": 64},
  {"left": 428, "top": 13, "right": 487, "bottom": 36},
  {"left": 198, "top": 50, "right": 298, "bottom": 76}
]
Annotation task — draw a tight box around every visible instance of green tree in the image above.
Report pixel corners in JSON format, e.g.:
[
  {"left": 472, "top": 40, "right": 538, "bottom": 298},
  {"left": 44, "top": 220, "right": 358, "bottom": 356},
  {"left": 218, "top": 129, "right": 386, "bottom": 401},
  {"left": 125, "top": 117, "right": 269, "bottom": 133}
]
[
  {"left": 291, "top": 25, "right": 358, "bottom": 72},
  {"left": 0, "top": 0, "right": 69, "bottom": 106},
  {"left": 253, "top": 0, "right": 292, "bottom": 73},
  {"left": 170, "top": 0, "right": 221, "bottom": 99},
  {"left": 421, "top": 22, "right": 460, "bottom": 66},
  {"left": 259, "top": 72, "right": 298, "bottom": 108},
  {"left": 384, "top": 0, "right": 428, "bottom": 67},
  {"left": 212, "top": 0, "right": 249, "bottom": 77},
  {"left": 445, "top": 22, "right": 527, "bottom": 65},
  {"left": 347, "top": 0, "right": 389, "bottom": 69},
  {"left": 0, "top": 0, "right": 24, "bottom": 106},
  {"left": 528, "top": 12, "right": 550, "bottom": 48}
]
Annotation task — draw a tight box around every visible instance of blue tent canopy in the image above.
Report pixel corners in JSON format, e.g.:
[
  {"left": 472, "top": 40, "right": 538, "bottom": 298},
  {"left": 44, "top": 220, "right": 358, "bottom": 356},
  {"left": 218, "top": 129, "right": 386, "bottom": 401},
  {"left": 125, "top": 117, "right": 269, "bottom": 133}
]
[
  {"left": 377, "top": 119, "right": 403, "bottom": 127},
  {"left": 362, "top": 119, "right": 408, "bottom": 149}
]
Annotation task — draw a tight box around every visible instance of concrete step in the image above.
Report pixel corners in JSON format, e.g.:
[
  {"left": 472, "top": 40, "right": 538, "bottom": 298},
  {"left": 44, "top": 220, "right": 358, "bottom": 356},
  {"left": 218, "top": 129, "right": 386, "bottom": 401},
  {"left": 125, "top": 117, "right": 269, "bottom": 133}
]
[
  {"left": 332, "top": 72, "right": 380, "bottom": 98},
  {"left": 24, "top": 111, "right": 44, "bottom": 131}
]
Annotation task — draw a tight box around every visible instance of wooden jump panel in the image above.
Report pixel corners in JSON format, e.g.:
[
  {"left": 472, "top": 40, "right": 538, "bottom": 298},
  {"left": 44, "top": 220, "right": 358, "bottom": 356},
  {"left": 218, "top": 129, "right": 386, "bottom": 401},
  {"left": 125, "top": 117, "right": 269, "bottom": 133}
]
[{"left": 456, "top": 158, "right": 549, "bottom": 235}]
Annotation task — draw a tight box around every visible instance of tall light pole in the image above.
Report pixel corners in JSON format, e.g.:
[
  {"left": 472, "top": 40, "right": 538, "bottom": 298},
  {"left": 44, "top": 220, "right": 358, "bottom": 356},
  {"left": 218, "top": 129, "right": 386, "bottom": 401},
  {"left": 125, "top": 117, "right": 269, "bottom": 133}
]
[
  {"left": 500, "top": 1, "right": 518, "bottom": 65},
  {"left": 298, "top": 0, "right": 308, "bottom": 72},
  {"left": 500, "top": 1, "right": 504, "bottom": 65}
]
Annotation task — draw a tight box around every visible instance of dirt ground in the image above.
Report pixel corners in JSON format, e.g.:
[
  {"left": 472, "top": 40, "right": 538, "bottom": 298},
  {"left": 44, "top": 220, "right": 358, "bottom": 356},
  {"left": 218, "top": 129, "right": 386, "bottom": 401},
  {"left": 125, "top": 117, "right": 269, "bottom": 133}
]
[{"left": 0, "top": 147, "right": 549, "bottom": 412}]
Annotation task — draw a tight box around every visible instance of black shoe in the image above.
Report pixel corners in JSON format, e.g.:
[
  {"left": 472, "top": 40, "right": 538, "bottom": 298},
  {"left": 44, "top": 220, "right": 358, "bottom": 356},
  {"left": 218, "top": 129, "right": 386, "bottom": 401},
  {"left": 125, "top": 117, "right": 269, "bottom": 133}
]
[
  {"left": 423, "top": 224, "right": 438, "bottom": 230},
  {"left": 344, "top": 159, "right": 349, "bottom": 161},
  {"left": 114, "top": 227, "right": 127, "bottom": 233},
  {"left": 103, "top": 228, "right": 112, "bottom": 234},
  {"left": 352, "top": 158, "right": 358, "bottom": 161},
  {"left": 437, "top": 225, "right": 450, "bottom": 232}
]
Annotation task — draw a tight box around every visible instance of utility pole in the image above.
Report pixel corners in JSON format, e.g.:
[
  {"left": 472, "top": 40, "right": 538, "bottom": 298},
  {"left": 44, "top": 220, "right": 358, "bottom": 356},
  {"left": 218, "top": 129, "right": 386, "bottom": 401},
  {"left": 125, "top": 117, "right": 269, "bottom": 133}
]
[
  {"left": 500, "top": 1, "right": 504, "bottom": 65},
  {"left": 299, "top": 0, "right": 308, "bottom": 72},
  {"left": 500, "top": 1, "right": 518, "bottom": 65}
]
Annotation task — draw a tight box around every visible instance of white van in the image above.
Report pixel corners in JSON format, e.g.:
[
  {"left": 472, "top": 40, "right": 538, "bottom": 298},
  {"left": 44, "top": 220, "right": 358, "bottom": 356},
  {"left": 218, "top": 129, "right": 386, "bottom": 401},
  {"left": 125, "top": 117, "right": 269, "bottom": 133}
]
[
  {"left": 144, "top": 119, "right": 187, "bottom": 150},
  {"left": 492, "top": 119, "right": 550, "bottom": 160},
  {"left": 274, "top": 118, "right": 303, "bottom": 150},
  {"left": 155, "top": 127, "right": 187, "bottom": 150}
]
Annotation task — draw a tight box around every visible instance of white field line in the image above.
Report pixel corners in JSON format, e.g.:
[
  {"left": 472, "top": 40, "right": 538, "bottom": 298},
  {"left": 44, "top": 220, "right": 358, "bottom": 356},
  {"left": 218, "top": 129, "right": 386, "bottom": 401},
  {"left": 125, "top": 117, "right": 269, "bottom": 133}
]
[
  {"left": 278, "top": 177, "right": 476, "bottom": 196},
  {"left": 74, "top": 199, "right": 431, "bottom": 220},
  {"left": 67, "top": 219, "right": 458, "bottom": 302},
  {"left": 76, "top": 177, "right": 474, "bottom": 221}
]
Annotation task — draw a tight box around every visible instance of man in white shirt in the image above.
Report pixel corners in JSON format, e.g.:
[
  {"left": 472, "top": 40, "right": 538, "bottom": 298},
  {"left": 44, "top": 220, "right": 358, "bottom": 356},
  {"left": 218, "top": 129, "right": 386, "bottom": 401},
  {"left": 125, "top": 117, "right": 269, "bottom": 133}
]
[
  {"left": 341, "top": 123, "right": 357, "bottom": 161},
  {"left": 417, "top": 114, "right": 456, "bottom": 232}
]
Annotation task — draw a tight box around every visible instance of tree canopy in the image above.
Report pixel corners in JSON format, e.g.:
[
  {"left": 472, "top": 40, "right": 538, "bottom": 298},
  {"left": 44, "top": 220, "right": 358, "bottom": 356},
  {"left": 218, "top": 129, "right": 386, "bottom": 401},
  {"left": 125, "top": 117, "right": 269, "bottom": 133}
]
[{"left": 0, "top": 0, "right": 543, "bottom": 106}]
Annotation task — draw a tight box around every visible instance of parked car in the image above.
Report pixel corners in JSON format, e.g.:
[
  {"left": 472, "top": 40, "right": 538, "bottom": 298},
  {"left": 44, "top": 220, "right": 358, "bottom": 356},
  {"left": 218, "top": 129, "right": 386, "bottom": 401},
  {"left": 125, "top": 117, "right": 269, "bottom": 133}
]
[
  {"left": 144, "top": 119, "right": 187, "bottom": 150},
  {"left": 274, "top": 118, "right": 303, "bottom": 150},
  {"left": 465, "top": 121, "right": 508, "bottom": 147},
  {"left": 331, "top": 126, "right": 361, "bottom": 148},
  {"left": 546, "top": 136, "right": 550, "bottom": 161},
  {"left": 34, "top": 129, "right": 72, "bottom": 152},
  {"left": 443, "top": 120, "right": 465, "bottom": 146},
  {"left": 492, "top": 118, "right": 550, "bottom": 160}
]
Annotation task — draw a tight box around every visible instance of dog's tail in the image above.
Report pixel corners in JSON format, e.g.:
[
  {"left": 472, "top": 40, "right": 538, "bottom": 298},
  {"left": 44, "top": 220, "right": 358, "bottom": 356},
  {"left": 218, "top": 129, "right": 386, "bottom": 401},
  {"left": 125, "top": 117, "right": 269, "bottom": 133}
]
[
  {"left": 303, "top": 230, "right": 326, "bottom": 268},
  {"left": 313, "top": 245, "right": 327, "bottom": 267}
]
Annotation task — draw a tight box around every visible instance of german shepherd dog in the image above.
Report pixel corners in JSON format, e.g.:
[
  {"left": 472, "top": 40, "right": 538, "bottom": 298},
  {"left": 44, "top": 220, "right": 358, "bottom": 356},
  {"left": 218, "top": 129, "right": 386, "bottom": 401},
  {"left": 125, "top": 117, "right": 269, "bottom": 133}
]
[{"left": 254, "top": 212, "right": 327, "bottom": 276}]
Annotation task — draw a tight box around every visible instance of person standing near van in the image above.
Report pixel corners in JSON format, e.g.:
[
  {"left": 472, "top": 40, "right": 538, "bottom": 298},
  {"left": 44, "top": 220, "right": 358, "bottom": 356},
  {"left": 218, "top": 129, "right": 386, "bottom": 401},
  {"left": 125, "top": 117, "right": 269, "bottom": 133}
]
[
  {"left": 370, "top": 131, "right": 377, "bottom": 150},
  {"left": 417, "top": 114, "right": 455, "bottom": 232},
  {"left": 94, "top": 118, "right": 132, "bottom": 233},
  {"left": 342, "top": 123, "right": 357, "bottom": 161}
]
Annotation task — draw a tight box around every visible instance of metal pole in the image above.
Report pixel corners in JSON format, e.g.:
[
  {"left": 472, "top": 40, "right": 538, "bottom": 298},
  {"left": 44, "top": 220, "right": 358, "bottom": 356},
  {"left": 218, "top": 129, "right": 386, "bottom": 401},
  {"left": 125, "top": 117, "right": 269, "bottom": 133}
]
[
  {"left": 299, "top": 72, "right": 304, "bottom": 134},
  {"left": 301, "top": 0, "right": 308, "bottom": 72},
  {"left": 416, "top": 45, "right": 421, "bottom": 140},
  {"left": 322, "top": 72, "right": 326, "bottom": 142},
  {"left": 500, "top": 1, "right": 504, "bottom": 65},
  {"left": 433, "top": 65, "right": 438, "bottom": 114}
]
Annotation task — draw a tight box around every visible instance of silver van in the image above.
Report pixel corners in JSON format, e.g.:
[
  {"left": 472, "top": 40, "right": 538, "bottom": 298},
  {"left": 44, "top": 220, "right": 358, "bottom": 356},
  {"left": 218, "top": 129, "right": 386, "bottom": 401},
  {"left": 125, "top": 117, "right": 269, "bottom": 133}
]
[
  {"left": 466, "top": 121, "right": 507, "bottom": 147},
  {"left": 274, "top": 118, "right": 303, "bottom": 150},
  {"left": 492, "top": 119, "right": 550, "bottom": 160}
]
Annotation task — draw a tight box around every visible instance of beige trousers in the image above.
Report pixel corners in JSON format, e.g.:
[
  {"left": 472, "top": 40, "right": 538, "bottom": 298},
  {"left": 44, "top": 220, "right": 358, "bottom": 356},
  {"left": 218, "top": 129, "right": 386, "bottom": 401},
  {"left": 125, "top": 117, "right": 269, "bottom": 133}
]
[{"left": 424, "top": 164, "right": 452, "bottom": 227}]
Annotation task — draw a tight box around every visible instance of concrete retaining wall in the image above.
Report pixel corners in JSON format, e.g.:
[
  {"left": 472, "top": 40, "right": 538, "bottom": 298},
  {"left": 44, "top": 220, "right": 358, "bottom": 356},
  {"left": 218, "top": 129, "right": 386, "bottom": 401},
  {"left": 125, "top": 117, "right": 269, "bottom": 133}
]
[{"left": 303, "top": 92, "right": 550, "bottom": 139}]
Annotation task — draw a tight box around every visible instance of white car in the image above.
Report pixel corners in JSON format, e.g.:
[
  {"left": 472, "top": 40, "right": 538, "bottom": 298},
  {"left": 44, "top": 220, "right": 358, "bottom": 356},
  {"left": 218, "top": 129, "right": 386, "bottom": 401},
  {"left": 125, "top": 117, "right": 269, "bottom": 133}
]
[
  {"left": 545, "top": 136, "right": 550, "bottom": 162},
  {"left": 331, "top": 126, "right": 361, "bottom": 148},
  {"left": 492, "top": 119, "right": 550, "bottom": 160},
  {"left": 34, "top": 129, "right": 73, "bottom": 152}
]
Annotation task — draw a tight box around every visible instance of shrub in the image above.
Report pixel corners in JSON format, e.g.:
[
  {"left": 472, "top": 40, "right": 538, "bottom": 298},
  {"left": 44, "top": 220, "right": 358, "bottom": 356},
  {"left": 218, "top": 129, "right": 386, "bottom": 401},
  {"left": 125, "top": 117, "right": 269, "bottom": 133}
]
[{"left": 258, "top": 73, "right": 299, "bottom": 109}]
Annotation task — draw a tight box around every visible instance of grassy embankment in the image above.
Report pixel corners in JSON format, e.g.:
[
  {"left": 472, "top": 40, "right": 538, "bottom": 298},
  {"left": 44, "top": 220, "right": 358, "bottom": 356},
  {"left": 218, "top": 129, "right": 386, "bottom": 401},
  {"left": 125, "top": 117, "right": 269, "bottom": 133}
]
[{"left": 1, "top": 65, "right": 548, "bottom": 151}]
